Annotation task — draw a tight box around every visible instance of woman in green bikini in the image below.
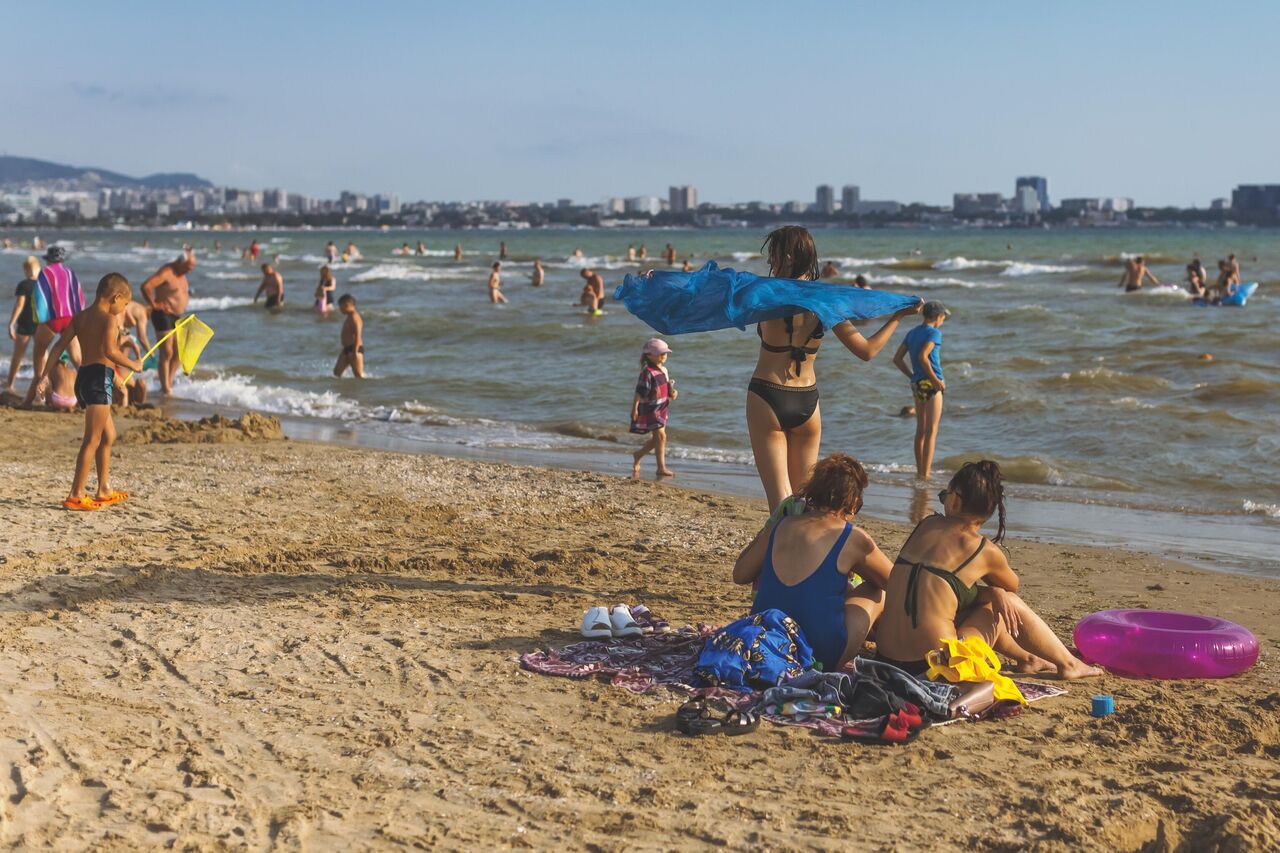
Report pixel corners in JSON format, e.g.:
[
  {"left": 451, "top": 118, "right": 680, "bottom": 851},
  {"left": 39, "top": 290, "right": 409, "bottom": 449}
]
[{"left": 875, "top": 460, "right": 1102, "bottom": 680}]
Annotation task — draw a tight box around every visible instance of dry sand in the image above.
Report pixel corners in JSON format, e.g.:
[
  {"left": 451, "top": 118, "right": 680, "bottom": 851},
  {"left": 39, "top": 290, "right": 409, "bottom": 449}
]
[{"left": 0, "top": 406, "right": 1276, "bottom": 851}]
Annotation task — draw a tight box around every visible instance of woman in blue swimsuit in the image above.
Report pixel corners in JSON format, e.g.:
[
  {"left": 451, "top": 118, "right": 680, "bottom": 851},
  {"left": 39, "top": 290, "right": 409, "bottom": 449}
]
[{"left": 732, "top": 453, "right": 893, "bottom": 671}]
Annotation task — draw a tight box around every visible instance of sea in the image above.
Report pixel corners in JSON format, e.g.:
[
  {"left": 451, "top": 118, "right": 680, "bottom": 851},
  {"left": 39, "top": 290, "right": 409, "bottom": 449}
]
[{"left": 4, "top": 226, "right": 1277, "bottom": 576}]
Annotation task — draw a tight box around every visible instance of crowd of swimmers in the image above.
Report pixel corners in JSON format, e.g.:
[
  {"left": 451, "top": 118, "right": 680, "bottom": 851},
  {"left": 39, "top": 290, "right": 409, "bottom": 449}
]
[{"left": 1119, "top": 252, "right": 1249, "bottom": 303}]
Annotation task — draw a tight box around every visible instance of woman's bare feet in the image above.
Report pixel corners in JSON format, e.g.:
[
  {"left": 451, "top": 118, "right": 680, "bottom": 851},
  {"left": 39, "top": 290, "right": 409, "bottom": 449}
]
[
  {"left": 655, "top": 468, "right": 675, "bottom": 480},
  {"left": 1011, "top": 655, "right": 1056, "bottom": 675},
  {"left": 631, "top": 451, "right": 644, "bottom": 480},
  {"left": 1057, "top": 658, "right": 1104, "bottom": 680}
]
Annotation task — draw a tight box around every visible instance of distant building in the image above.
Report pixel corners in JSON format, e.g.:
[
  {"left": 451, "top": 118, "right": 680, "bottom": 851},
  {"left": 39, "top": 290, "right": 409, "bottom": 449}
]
[
  {"left": 783, "top": 200, "right": 808, "bottom": 215},
  {"left": 624, "top": 196, "right": 662, "bottom": 216},
  {"left": 263, "top": 188, "right": 288, "bottom": 211},
  {"left": 1232, "top": 184, "right": 1280, "bottom": 213},
  {"left": 953, "top": 193, "right": 1007, "bottom": 216},
  {"left": 850, "top": 200, "right": 901, "bottom": 215},
  {"left": 815, "top": 184, "right": 835, "bottom": 215},
  {"left": 1209, "top": 198, "right": 1229, "bottom": 211},
  {"left": 1014, "top": 186, "right": 1041, "bottom": 215},
  {"left": 669, "top": 185, "right": 697, "bottom": 213},
  {"left": 1015, "top": 176, "right": 1049, "bottom": 211},
  {"left": 841, "top": 185, "right": 860, "bottom": 213},
  {"left": 556, "top": 198, "right": 574, "bottom": 209},
  {"left": 602, "top": 197, "right": 625, "bottom": 214}
]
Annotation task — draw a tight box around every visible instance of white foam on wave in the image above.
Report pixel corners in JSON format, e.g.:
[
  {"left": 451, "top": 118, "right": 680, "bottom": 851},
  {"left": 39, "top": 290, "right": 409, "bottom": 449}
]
[
  {"left": 1135, "top": 284, "right": 1191, "bottom": 300},
  {"left": 187, "top": 296, "right": 255, "bottom": 311},
  {"left": 547, "top": 255, "right": 631, "bottom": 271},
  {"left": 731, "top": 251, "right": 758, "bottom": 262},
  {"left": 827, "top": 256, "right": 901, "bottom": 267},
  {"left": 1243, "top": 500, "right": 1280, "bottom": 518},
  {"left": 204, "top": 271, "right": 257, "bottom": 280},
  {"left": 872, "top": 274, "right": 988, "bottom": 288},
  {"left": 171, "top": 371, "right": 365, "bottom": 420},
  {"left": 934, "top": 256, "right": 1007, "bottom": 271},
  {"left": 1001, "top": 262, "right": 1087, "bottom": 277},
  {"left": 351, "top": 263, "right": 461, "bottom": 283},
  {"left": 391, "top": 248, "right": 454, "bottom": 257}
]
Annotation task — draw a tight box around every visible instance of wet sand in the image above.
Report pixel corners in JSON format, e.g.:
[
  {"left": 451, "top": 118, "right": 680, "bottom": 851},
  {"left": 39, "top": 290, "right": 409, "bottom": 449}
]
[{"left": 0, "top": 406, "right": 1276, "bottom": 850}]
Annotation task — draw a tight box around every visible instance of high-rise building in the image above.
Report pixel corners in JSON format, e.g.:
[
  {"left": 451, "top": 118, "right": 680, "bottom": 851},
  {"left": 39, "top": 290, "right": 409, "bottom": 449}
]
[
  {"left": 669, "top": 185, "right": 697, "bottom": 213},
  {"left": 1015, "top": 176, "right": 1049, "bottom": 211},
  {"left": 263, "top": 188, "right": 288, "bottom": 211},
  {"left": 841, "top": 185, "right": 861, "bottom": 212},
  {"left": 1232, "top": 184, "right": 1280, "bottom": 212},
  {"left": 815, "top": 184, "right": 835, "bottom": 215},
  {"left": 1014, "top": 186, "right": 1041, "bottom": 215}
]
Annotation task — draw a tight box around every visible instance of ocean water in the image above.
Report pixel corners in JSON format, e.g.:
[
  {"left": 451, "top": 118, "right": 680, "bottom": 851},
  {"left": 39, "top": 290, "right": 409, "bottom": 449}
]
[{"left": 5, "top": 227, "right": 1277, "bottom": 573}]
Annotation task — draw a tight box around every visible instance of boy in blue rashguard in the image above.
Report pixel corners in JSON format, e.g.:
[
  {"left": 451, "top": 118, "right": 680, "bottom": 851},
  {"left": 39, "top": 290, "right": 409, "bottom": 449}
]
[{"left": 893, "top": 301, "right": 950, "bottom": 480}]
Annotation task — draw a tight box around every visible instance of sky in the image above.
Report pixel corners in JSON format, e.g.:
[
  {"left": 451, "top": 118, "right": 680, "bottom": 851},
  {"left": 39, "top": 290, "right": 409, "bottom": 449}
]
[{"left": 3, "top": 1, "right": 1278, "bottom": 207}]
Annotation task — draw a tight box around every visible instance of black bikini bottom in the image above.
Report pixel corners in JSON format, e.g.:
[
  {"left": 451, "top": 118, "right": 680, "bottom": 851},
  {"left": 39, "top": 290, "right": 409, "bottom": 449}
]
[
  {"left": 872, "top": 652, "right": 931, "bottom": 677},
  {"left": 748, "top": 378, "right": 819, "bottom": 431}
]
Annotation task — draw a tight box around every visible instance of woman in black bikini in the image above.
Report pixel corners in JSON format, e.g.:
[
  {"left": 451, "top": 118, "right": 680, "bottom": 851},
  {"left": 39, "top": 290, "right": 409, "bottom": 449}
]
[
  {"left": 875, "top": 460, "right": 1102, "bottom": 680},
  {"left": 748, "top": 226, "right": 921, "bottom": 510}
]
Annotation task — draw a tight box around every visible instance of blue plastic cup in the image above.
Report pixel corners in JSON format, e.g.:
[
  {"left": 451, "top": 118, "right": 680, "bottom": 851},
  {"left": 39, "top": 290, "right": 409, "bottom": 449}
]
[{"left": 1091, "top": 695, "right": 1115, "bottom": 717}]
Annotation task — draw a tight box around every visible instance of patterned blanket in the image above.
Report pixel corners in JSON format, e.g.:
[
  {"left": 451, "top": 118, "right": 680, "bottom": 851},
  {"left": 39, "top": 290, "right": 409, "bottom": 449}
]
[{"left": 519, "top": 615, "right": 1068, "bottom": 737}]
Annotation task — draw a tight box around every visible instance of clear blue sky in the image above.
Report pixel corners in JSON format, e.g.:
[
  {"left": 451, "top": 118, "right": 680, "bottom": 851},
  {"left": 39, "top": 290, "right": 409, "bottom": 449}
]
[{"left": 4, "top": 1, "right": 1277, "bottom": 206}]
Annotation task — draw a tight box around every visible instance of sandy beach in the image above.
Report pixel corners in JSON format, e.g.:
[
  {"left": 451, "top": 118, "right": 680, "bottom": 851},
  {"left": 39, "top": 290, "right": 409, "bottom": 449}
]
[{"left": 0, "top": 405, "right": 1276, "bottom": 850}]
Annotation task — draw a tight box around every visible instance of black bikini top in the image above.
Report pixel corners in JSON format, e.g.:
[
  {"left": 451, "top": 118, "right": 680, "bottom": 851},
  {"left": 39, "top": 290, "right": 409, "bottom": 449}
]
[{"left": 757, "top": 314, "right": 825, "bottom": 377}]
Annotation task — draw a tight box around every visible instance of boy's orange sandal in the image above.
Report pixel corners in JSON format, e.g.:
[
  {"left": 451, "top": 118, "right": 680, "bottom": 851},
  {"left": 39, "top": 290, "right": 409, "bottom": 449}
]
[
  {"left": 62, "top": 496, "right": 103, "bottom": 511},
  {"left": 95, "top": 490, "right": 129, "bottom": 506}
]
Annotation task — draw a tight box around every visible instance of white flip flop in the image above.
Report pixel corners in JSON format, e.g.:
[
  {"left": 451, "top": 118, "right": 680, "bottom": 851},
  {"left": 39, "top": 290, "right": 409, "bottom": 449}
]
[
  {"left": 610, "top": 604, "right": 643, "bottom": 639},
  {"left": 581, "top": 606, "right": 613, "bottom": 639}
]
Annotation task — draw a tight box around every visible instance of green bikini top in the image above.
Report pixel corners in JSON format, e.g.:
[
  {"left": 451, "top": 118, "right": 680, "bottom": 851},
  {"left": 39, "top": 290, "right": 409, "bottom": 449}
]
[{"left": 894, "top": 517, "right": 987, "bottom": 628}]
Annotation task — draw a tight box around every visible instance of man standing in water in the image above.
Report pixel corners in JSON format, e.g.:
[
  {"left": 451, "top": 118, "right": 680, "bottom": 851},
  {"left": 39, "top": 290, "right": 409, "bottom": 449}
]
[
  {"left": 499, "top": 241, "right": 508, "bottom": 260},
  {"left": 579, "top": 268, "right": 605, "bottom": 312},
  {"left": 325, "top": 241, "right": 338, "bottom": 263},
  {"left": 139, "top": 252, "right": 195, "bottom": 396},
  {"left": 529, "top": 258, "right": 545, "bottom": 287},
  {"left": 1118, "top": 255, "right": 1159, "bottom": 292},
  {"left": 488, "top": 262, "right": 508, "bottom": 305},
  {"left": 255, "top": 263, "right": 284, "bottom": 310},
  {"left": 664, "top": 243, "right": 677, "bottom": 266}
]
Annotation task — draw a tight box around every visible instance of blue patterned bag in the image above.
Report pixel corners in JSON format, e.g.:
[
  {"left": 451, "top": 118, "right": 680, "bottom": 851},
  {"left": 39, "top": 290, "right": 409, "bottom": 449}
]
[{"left": 694, "top": 609, "right": 815, "bottom": 690}]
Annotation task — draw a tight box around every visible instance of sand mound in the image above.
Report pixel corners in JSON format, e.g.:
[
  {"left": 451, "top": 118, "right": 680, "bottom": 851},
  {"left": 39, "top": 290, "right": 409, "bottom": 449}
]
[{"left": 122, "top": 412, "right": 284, "bottom": 444}]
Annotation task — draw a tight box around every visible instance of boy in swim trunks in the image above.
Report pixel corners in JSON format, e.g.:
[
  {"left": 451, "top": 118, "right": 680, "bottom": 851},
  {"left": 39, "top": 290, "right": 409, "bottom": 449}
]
[
  {"left": 333, "top": 294, "right": 365, "bottom": 378},
  {"left": 34, "top": 273, "right": 142, "bottom": 510},
  {"left": 893, "top": 301, "right": 950, "bottom": 480}
]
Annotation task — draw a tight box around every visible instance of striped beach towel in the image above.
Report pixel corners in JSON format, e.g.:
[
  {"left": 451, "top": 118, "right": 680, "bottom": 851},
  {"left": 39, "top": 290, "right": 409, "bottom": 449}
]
[{"left": 31, "top": 263, "right": 84, "bottom": 325}]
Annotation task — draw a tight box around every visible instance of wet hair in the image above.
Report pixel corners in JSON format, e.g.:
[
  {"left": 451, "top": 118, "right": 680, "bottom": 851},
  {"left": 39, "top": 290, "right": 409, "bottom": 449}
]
[
  {"left": 319, "top": 265, "right": 336, "bottom": 285},
  {"left": 492, "top": 261, "right": 501, "bottom": 270},
  {"left": 338, "top": 293, "right": 355, "bottom": 307},
  {"left": 261, "top": 263, "right": 272, "bottom": 272},
  {"left": 1134, "top": 256, "right": 1144, "bottom": 264},
  {"left": 946, "top": 460, "right": 1007, "bottom": 543},
  {"left": 22, "top": 255, "right": 40, "bottom": 279},
  {"left": 761, "top": 226, "right": 819, "bottom": 281},
  {"left": 853, "top": 274, "right": 868, "bottom": 287},
  {"left": 797, "top": 453, "right": 868, "bottom": 516},
  {"left": 96, "top": 272, "right": 132, "bottom": 301}
]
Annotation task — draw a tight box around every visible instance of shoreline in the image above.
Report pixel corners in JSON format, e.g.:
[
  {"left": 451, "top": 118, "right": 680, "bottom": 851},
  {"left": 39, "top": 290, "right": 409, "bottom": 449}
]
[
  {"left": 160, "top": 397, "right": 1280, "bottom": 580},
  {"left": 0, "top": 405, "right": 1276, "bottom": 848}
]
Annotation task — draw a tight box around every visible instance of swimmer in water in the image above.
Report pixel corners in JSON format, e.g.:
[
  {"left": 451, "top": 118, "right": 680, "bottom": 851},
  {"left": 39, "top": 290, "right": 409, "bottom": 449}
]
[
  {"left": 254, "top": 264, "right": 284, "bottom": 310},
  {"left": 530, "top": 258, "right": 545, "bottom": 287},
  {"left": 488, "top": 262, "right": 508, "bottom": 305},
  {"left": 334, "top": 294, "right": 364, "bottom": 378}
]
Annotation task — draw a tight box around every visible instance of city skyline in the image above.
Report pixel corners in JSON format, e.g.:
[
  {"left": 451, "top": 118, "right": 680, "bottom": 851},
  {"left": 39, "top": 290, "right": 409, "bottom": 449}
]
[{"left": 3, "top": 2, "right": 1278, "bottom": 207}]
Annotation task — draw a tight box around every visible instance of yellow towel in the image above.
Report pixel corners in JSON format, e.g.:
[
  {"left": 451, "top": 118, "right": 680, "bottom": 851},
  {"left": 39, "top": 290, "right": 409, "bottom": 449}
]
[{"left": 925, "top": 636, "right": 1026, "bottom": 705}]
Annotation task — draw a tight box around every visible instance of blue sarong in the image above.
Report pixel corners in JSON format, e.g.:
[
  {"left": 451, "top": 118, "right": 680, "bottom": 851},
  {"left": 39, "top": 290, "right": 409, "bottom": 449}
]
[{"left": 613, "top": 261, "right": 920, "bottom": 336}]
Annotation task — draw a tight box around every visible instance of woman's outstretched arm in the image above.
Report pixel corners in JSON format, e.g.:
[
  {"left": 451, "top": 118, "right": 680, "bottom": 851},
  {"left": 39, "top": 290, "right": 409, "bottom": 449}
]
[{"left": 831, "top": 301, "right": 922, "bottom": 362}]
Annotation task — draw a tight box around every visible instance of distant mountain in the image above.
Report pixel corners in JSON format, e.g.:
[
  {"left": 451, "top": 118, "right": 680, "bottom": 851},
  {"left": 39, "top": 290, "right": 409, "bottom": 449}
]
[{"left": 0, "top": 156, "right": 212, "bottom": 190}]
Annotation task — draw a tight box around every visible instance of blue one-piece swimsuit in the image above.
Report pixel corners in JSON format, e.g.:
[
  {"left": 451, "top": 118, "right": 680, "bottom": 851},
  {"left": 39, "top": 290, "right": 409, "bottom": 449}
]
[{"left": 751, "top": 521, "right": 853, "bottom": 672}]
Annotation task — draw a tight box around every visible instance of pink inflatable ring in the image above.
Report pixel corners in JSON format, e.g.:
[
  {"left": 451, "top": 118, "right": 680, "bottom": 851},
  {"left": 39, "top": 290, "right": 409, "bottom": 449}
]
[{"left": 1073, "top": 609, "right": 1258, "bottom": 679}]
